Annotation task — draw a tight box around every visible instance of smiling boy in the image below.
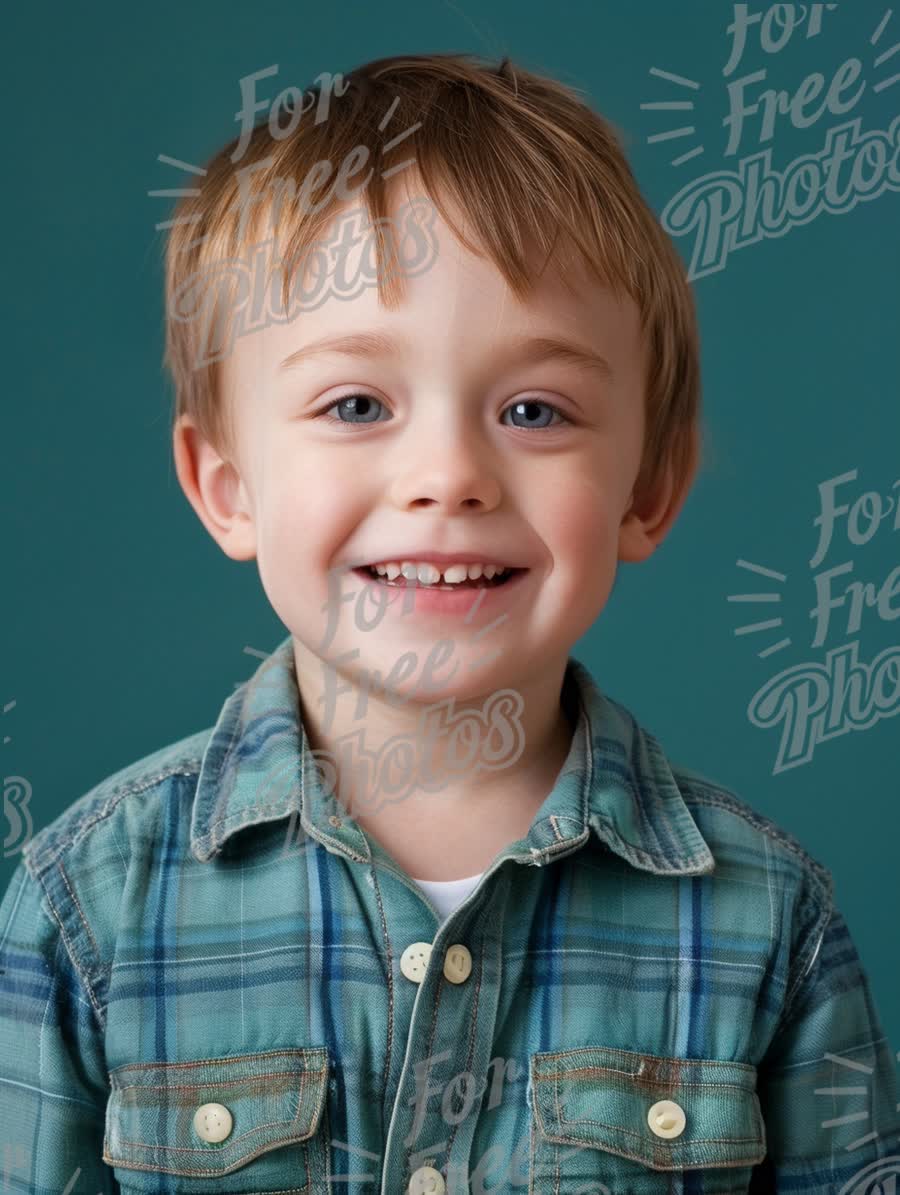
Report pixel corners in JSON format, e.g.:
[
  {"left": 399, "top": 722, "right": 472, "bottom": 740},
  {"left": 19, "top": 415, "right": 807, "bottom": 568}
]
[
  {"left": 2, "top": 52, "right": 898, "bottom": 1195},
  {"left": 174, "top": 162, "right": 669, "bottom": 884}
]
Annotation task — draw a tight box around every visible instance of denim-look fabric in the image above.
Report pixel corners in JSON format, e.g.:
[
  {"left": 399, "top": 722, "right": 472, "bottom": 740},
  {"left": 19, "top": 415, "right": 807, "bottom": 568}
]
[{"left": 1, "top": 630, "right": 898, "bottom": 1194}]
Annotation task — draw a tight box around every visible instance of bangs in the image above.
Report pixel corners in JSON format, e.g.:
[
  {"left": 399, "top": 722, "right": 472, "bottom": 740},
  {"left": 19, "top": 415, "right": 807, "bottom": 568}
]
[{"left": 164, "top": 53, "right": 701, "bottom": 504}]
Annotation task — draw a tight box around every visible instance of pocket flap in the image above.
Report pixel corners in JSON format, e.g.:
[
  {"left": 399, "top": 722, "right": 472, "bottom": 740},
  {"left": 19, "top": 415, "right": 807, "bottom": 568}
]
[
  {"left": 531, "top": 1045, "right": 766, "bottom": 1170},
  {"left": 103, "top": 1047, "right": 329, "bottom": 1178}
]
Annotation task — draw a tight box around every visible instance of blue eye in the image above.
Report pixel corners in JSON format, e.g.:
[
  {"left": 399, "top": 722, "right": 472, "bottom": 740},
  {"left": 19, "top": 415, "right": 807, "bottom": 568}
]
[
  {"left": 317, "top": 393, "right": 569, "bottom": 429},
  {"left": 500, "top": 399, "right": 567, "bottom": 429},
  {"left": 321, "top": 394, "right": 387, "bottom": 424}
]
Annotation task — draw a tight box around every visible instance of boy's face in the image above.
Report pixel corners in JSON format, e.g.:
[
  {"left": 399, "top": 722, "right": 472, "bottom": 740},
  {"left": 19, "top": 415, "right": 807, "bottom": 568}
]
[{"left": 181, "top": 185, "right": 681, "bottom": 706}]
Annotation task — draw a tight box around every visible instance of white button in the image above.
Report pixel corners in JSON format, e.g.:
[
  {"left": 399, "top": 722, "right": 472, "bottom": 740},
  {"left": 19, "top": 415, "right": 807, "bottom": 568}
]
[
  {"left": 443, "top": 944, "right": 472, "bottom": 984},
  {"left": 647, "top": 1099, "right": 686, "bottom": 1138},
  {"left": 193, "top": 1102, "right": 233, "bottom": 1142},
  {"left": 400, "top": 941, "right": 433, "bottom": 982},
  {"left": 408, "top": 1165, "right": 445, "bottom": 1193}
]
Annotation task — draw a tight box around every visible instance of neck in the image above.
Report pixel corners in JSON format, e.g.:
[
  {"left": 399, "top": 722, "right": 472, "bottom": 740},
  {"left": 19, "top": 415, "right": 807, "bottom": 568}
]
[{"left": 290, "top": 636, "right": 576, "bottom": 857}]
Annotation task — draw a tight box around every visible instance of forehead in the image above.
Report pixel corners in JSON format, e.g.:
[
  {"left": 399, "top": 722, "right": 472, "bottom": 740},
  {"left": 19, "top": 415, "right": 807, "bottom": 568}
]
[{"left": 220, "top": 180, "right": 643, "bottom": 418}]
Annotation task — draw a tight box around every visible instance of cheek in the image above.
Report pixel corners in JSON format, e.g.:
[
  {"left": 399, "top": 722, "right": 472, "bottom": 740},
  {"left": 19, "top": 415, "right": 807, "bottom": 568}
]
[
  {"left": 251, "top": 446, "right": 370, "bottom": 590},
  {"left": 529, "top": 473, "right": 622, "bottom": 557},
  {"left": 530, "top": 473, "right": 624, "bottom": 628}
]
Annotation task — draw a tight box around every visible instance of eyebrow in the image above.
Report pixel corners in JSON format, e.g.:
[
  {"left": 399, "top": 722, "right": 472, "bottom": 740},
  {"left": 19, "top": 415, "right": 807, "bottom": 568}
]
[{"left": 277, "top": 330, "right": 615, "bottom": 382}]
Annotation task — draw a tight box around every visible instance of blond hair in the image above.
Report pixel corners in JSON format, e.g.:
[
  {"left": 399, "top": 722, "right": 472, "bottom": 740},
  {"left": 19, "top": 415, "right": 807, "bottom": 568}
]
[{"left": 163, "top": 52, "right": 702, "bottom": 509}]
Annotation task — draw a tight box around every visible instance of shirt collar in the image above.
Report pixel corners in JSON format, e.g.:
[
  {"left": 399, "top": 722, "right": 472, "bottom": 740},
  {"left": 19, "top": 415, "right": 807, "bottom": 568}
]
[{"left": 191, "top": 633, "right": 715, "bottom": 877}]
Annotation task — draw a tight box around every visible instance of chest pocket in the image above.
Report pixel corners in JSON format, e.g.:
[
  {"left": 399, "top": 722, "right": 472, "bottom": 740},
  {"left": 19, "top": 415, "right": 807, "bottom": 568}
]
[
  {"left": 102, "top": 1046, "right": 330, "bottom": 1194},
  {"left": 529, "top": 1045, "right": 766, "bottom": 1195}
]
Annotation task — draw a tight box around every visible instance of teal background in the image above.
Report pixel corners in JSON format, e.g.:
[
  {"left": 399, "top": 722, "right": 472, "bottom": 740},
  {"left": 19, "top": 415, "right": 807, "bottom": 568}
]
[{"left": 3, "top": 0, "right": 898, "bottom": 1064}]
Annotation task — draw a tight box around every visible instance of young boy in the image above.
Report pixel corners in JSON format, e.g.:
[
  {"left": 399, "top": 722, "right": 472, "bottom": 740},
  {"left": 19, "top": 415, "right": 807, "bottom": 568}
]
[{"left": 1, "top": 52, "right": 897, "bottom": 1195}]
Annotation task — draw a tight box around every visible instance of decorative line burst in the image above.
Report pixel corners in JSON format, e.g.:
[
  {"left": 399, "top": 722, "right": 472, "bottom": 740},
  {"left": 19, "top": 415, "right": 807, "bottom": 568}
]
[
  {"left": 641, "top": 67, "right": 704, "bottom": 168},
  {"left": 872, "top": 8, "right": 900, "bottom": 93},
  {"left": 148, "top": 91, "right": 421, "bottom": 253},
  {"left": 233, "top": 643, "right": 271, "bottom": 690},
  {"left": 728, "top": 559, "right": 792, "bottom": 658},
  {"left": 816, "top": 1051, "right": 879, "bottom": 1151},
  {"left": 2, "top": 699, "right": 15, "bottom": 745}
]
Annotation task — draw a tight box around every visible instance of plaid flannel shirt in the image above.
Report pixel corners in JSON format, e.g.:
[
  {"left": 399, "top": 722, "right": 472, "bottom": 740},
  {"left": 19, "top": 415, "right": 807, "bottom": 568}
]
[{"left": 1, "top": 631, "right": 898, "bottom": 1193}]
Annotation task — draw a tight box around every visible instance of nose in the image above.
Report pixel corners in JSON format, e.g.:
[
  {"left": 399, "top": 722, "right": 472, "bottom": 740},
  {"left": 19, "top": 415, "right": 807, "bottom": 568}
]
[
  {"left": 389, "top": 456, "right": 502, "bottom": 513},
  {"left": 387, "top": 406, "right": 509, "bottom": 509}
]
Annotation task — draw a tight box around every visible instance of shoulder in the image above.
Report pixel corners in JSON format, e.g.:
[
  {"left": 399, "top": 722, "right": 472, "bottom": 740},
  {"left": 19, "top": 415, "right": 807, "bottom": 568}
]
[
  {"left": 668, "top": 756, "right": 834, "bottom": 920},
  {"left": 594, "top": 678, "right": 835, "bottom": 907},
  {"left": 669, "top": 760, "right": 831, "bottom": 893},
  {"left": 9, "top": 729, "right": 211, "bottom": 1028},
  {"left": 21, "top": 727, "right": 212, "bottom": 882}
]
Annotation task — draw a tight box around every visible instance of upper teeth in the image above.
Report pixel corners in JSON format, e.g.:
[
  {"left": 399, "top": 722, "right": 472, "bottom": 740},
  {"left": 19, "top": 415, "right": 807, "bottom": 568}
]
[{"left": 369, "top": 561, "right": 510, "bottom": 584}]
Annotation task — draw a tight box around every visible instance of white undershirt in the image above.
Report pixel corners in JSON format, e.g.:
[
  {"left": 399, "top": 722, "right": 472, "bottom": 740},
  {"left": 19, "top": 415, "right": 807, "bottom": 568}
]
[{"left": 410, "top": 872, "right": 484, "bottom": 921}]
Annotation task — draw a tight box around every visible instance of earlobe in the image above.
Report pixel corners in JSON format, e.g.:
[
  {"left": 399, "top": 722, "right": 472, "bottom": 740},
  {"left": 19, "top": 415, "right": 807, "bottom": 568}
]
[
  {"left": 618, "top": 436, "right": 700, "bottom": 564},
  {"left": 172, "top": 415, "right": 257, "bottom": 562},
  {"left": 617, "top": 474, "right": 673, "bottom": 563},
  {"left": 617, "top": 512, "right": 659, "bottom": 563}
]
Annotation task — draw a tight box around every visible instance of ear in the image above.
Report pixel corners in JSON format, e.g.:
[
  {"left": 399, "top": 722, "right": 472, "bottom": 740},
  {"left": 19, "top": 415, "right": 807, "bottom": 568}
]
[
  {"left": 618, "top": 426, "right": 700, "bottom": 564},
  {"left": 172, "top": 414, "right": 257, "bottom": 562}
]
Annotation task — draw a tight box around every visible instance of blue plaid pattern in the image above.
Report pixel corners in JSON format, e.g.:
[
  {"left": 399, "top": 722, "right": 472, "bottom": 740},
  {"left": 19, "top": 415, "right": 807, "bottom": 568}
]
[{"left": 1, "top": 630, "right": 898, "bottom": 1193}]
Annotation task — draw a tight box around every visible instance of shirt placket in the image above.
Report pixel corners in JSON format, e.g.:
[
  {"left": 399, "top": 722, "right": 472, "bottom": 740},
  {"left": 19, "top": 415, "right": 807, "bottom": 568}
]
[{"left": 377, "top": 848, "right": 512, "bottom": 1194}]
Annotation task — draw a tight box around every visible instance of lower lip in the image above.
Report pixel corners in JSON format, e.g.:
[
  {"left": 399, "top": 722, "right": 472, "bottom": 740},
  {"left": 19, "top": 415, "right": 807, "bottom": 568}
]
[{"left": 350, "top": 567, "right": 531, "bottom": 616}]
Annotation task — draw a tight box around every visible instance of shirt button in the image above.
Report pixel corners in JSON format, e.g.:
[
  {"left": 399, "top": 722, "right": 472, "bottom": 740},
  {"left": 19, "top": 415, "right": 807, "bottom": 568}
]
[
  {"left": 400, "top": 941, "right": 433, "bottom": 982},
  {"left": 647, "top": 1099, "right": 686, "bottom": 1138},
  {"left": 443, "top": 944, "right": 472, "bottom": 984},
  {"left": 193, "top": 1102, "right": 233, "bottom": 1142},
  {"left": 408, "top": 1164, "right": 445, "bottom": 1193}
]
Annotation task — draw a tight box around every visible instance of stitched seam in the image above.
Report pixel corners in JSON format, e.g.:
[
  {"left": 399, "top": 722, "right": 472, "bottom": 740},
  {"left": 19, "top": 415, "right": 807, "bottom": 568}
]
[
  {"left": 547, "top": 813, "right": 568, "bottom": 843},
  {"left": 589, "top": 811, "right": 708, "bottom": 869},
  {"left": 115, "top": 1117, "right": 309, "bottom": 1155},
  {"left": 203, "top": 662, "right": 312, "bottom": 853},
  {"left": 685, "top": 790, "right": 834, "bottom": 1005},
  {"left": 546, "top": 1120, "right": 761, "bottom": 1148},
  {"left": 536, "top": 1057, "right": 753, "bottom": 1074},
  {"left": 200, "top": 684, "right": 250, "bottom": 854},
  {"left": 99, "top": 1153, "right": 311, "bottom": 1194},
  {"left": 115, "top": 1064, "right": 327, "bottom": 1094},
  {"left": 33, "top": 867, "right": 106, "bottom": 1031},
  {"left": 205, "top": 800, "right": 370, "bottom": 863},
  {"left": 781, "top": 905, "right": 832, "bottom": 1025},
  {"left": 359, "top": 833, "right": 395, "bottom": 1122},
  {"left": 643, "top": 730, "right": 689, "bottom": 864},
  {"left": 110, "top": 1048, "right": 325, "bottom": 1078},
  {"left": 28, "top": 761, "right": 203, "bottom": 873},
  {"left": 681, "top": 793, "right": 834, "bottom": 884},
  {"left": 553, "top": 1056, "right": 563, "bottom": 1195},
  {"left": 547, "top": 1118, "right": 761, "bottom": 1148},
  {"left": 533, "top": 1046, "right": 757, "bottom": 1071},
  {"left": 547, "top": 1069, "right": 760, "bottom": 1151},
  {"left": 56, "top": 858, "right": 102, "bottom": 963},
  {"left": 104, "top": 1132, "right": 314, "bottom": 1175},
  {"left": 442, "top": 881, "right": 500, "bottom": 1161},
  {"left": 535, "top": 1071, "right": 753, "bottom": 1090},
  {"left": 293, "top": 1068, "right": 307, "bottom": 1131},
  {"left": 298, "top": 1056, "right": 328, "bottom": 1160},
  {"left": 539, "top": 830, "right": 590, "bottom": 860}
]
